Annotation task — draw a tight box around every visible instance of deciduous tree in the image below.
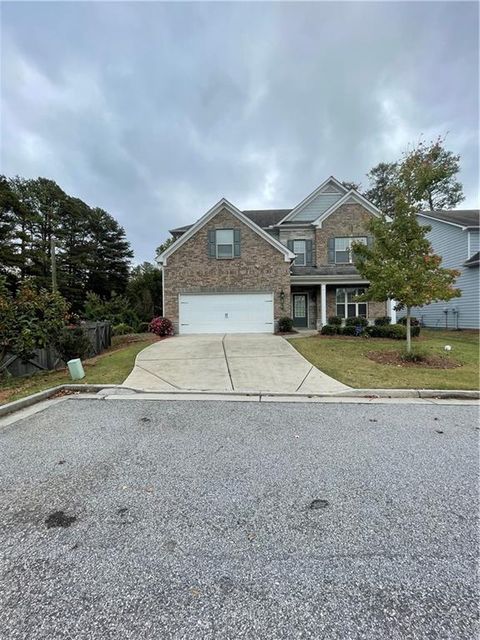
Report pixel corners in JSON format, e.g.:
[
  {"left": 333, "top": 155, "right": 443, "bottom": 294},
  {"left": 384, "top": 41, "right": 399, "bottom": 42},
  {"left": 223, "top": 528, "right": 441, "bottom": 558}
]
[{"left": 352, "top": 197, "right": 461, "bottom": 352}]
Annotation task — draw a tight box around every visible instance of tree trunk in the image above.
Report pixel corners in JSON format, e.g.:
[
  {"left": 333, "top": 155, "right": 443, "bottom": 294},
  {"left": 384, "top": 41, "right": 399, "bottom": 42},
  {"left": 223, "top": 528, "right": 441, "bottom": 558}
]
[{"left": 406, "top": 307, "right": 412, "bottom": 353}]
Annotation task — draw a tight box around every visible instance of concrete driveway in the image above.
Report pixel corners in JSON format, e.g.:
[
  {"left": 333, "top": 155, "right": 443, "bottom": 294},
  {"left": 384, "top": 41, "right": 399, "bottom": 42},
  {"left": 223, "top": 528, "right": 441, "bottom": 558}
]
[{"left": 123, "top": 333, "right": 349, "bottom": 394}]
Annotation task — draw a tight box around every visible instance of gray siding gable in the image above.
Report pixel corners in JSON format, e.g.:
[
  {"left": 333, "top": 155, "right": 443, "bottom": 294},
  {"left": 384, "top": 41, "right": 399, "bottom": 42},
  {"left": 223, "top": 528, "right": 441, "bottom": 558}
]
[{"left": 290, "top": 192, "right": 343, "bottom": 222}]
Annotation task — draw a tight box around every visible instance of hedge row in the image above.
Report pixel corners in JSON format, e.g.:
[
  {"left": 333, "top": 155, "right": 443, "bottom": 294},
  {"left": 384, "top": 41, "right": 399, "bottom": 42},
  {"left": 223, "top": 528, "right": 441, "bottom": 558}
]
[{"left": 320, "top": 323, "right": 420, "bottom": 339}]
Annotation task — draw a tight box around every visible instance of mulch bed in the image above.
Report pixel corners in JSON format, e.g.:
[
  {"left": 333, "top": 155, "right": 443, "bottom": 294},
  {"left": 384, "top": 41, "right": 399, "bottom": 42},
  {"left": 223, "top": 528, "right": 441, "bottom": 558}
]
[{"left": 367, "top": 350, "right": 460, "bottom": 369}]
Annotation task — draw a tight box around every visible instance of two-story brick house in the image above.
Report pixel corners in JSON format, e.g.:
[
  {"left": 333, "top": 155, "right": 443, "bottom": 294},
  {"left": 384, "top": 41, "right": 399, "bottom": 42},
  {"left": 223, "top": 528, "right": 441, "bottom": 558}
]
[{"left": 158, "top": 177, "right": 394, "bottom": 334}]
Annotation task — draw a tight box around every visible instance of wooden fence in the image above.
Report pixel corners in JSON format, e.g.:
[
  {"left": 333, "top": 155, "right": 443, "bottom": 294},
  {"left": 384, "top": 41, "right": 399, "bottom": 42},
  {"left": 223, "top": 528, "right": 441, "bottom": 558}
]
[{"left": 0, "top": 321, "right": 111, "bottom": 378}]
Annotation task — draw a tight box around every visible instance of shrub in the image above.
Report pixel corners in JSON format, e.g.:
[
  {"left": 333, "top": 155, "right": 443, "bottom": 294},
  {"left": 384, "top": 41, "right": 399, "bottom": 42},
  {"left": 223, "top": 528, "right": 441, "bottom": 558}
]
[
  {"left": 339, "top": 325, "right": 357, "bottom": 336},
  {"left": 367, "top": 324, "right": 406, "bottom": 339},
  {"left": 149, "top": 316, "right": 174, "bottom": 337},
  {"left": 278, "top": 316, "right": 294, "bottom": 332},
  {"left": 138, "top": 322, "right": 150, "bottom": 333},
  {"left": 345, "top": 316, "right": 369, "bottom": 327},
  {"left": 328, "top": 316, "right": 343, "bottom": 326},
  {"left": 112, "top": 323, "right": 134, "bottom": 336},
  {"left": 0, "top": 278, "right": 68, "bottom": 364},
  {"left": 398, "top": 316, "right": 420, "bottom": 326},
  {"left": 374, "top": 316, "right": 391, "bottom": 326},
  {"left": 320, "top": 324, "right": 338, "bottom": 335},
  {"left": 55, "top": 326, "right": 92, "bottom": 363},
  {"left": 400, "top": 347, "right": 428, "bottom": 363}
]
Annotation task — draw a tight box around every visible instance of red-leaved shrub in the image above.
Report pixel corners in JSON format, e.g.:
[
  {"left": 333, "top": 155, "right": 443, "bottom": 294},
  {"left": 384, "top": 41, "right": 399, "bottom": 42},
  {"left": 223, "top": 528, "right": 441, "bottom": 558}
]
[{"left": 148, "top": 316, "right": 174, "bottom": 337}]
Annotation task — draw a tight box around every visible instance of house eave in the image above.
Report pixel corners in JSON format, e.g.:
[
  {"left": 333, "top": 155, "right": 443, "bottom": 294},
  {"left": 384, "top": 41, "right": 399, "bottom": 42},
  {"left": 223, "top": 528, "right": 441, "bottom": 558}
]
[{"left": 290, "top": 275, "right": 370, "bottom": 285}]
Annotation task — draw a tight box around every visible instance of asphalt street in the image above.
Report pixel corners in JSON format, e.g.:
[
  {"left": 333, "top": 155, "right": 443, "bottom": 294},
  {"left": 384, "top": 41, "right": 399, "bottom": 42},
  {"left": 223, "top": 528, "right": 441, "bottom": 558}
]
[{"left": 0, "top": 398, "right": 478, "bottom": 639}]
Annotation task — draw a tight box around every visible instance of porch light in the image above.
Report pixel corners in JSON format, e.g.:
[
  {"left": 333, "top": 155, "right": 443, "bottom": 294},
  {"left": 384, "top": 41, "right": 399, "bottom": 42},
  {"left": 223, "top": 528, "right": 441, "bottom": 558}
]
[{"left": 280, "top": 289, "right": 285, "bottom": 310}]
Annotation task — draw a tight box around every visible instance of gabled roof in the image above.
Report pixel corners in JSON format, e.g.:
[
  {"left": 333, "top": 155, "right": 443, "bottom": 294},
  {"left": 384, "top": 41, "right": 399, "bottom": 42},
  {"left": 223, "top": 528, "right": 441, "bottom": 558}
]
[
  {"left": 312, "top": 189, "right": 387, "bottom": 227},
  {"left": 464, "top": 251, "right": 479, "bottom": 267},
  {"left": 242, "top": 209, "right": 291, "bottom": 228},
  {"left": 159, "top": 198, "right": 296, "bottom": 265},
  {"left": 169, "top": 209, "right": 291, "bottom": 236},
  {"left": 276, "top": 176, "right": 348, "bottom": 224},
  {"left": 417, "top": 210, "right": 480, "bottom": 229}
]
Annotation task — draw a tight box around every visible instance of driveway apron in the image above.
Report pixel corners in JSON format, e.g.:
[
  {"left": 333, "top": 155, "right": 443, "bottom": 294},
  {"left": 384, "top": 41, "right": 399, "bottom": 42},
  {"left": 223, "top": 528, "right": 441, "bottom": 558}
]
[{"left": 123, "top": 334, "right": 349, "bottom": 394}]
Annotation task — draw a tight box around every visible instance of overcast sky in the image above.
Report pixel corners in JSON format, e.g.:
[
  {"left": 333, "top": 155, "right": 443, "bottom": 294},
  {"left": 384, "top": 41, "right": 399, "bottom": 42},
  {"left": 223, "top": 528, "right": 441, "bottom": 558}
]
[{"left": 1, "top": 1, "right": 478, "bottom": 263}]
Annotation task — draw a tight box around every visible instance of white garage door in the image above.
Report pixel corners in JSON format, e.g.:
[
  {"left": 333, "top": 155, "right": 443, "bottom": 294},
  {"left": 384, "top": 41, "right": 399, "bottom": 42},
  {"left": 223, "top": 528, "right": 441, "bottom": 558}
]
[{"left": 179, "top": 293, "right": 274, "bottom": 334}]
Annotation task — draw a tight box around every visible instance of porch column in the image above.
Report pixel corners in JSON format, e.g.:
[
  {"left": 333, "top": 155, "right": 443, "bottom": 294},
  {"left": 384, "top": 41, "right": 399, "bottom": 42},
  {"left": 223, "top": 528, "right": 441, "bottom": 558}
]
[
  {"left": 320, "top": 283, "right": 327, "bottom": 326},
  {"left": 387, "top": 298, "right": 397, "bottom": 324}
]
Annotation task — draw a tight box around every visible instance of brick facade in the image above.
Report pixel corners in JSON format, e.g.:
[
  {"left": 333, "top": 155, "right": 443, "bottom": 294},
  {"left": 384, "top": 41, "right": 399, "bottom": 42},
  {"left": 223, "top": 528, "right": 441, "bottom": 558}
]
[
  {"left": 289, "top": 202, "right": 387, "bottom": 324},
  {"left": 163, "top": 207, "right": 291, "bottom": 330},
  {"left": 315, "top": 203, "right": 374, "bottom": 265}
]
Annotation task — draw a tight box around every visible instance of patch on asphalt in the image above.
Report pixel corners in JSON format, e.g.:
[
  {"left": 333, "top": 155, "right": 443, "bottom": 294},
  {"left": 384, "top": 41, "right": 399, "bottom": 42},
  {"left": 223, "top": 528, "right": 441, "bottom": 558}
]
[
  {"left": 218, "top": 576, "right": 235, "bottom": 594},
  {"left": 164, "top": 540, "right": 177, "bottom": 552},
  {"left": 116, "top": 507, "right": 135, "bottom": 525},
  {"left": 309, "top": 499, "right": 329, "bottom": 510},
  {"left": 140, "top": 417, "right": 151, "bottom": 423},
  {"left": 45, "top": 511, "right": 77, "bottom": 529}
]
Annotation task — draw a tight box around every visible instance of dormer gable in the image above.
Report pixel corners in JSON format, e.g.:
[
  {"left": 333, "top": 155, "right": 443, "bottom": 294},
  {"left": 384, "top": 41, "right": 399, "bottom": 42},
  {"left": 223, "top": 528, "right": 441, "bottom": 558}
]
[
  {"left": 312, "top": 190, "right": 387, "bottom": 227},
  {"left": 276, "top": 177, "right": 348, "bottom": 224}
]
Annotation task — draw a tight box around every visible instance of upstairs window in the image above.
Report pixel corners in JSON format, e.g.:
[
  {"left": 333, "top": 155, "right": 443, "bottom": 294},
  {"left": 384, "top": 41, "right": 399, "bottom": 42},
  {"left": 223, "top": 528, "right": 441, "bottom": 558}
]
[
  {"left": 216, "top": 229, "right": 234, "bottom": 259},
  {"left": 334, "top": 237, "right": 367, "bottom": 263},
  {"left": 293, "top": 240, "right": 306, "bottom": 266}
]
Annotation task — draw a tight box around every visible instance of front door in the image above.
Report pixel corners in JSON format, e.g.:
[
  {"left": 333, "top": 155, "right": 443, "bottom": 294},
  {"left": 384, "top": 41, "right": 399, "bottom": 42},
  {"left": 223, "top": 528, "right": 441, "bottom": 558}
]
[{"left": 292, "top": 294, "right": 308, "bottom": 328}]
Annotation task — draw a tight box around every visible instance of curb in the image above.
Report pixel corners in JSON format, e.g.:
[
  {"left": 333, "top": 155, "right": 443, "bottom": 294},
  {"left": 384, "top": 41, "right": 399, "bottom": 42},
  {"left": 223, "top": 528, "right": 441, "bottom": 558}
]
[
  {"left": 0, "top": 384, "right": 478, "bottom": 417},
  {"left": 0, "top": 384, "right": 124, "bottom": 418}
]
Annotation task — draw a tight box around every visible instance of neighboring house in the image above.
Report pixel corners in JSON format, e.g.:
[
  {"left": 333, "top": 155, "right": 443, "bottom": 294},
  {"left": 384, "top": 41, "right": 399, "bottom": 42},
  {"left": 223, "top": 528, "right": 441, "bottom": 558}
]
[
  {"left": 158, "top": 176, "right": 394, "bottom": 334},
  {"left": 404, "top": 210, "right": 480, "bottom": 329}
]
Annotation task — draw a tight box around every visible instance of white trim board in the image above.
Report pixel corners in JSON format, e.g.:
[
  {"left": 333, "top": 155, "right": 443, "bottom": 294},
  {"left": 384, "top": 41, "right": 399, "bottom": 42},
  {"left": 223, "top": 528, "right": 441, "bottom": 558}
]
[
  {"left": 276, "top": 176, "right": 348, "bottom": 225},
  {"left": 158, "top": 198, "right": 296, "bottom": 265},
  {"left": 312, "top": 190, "right": 388, "bottom": 227}
]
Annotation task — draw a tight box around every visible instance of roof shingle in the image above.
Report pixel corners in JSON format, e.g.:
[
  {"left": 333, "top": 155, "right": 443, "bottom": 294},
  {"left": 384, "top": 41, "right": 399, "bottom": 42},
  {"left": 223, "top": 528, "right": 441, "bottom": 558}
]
[{"left": 418, "top": 209, "right": 480, "bottom": 228}]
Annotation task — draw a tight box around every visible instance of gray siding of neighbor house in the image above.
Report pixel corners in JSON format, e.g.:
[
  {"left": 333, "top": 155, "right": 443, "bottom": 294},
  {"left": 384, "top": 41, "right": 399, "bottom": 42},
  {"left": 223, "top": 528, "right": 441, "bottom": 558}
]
[
  {"left": 406, "top": 217, "right": 479, "bottom": 329},
  {"left": 469, "top": 230, "right": 479, "bottom": 255}
]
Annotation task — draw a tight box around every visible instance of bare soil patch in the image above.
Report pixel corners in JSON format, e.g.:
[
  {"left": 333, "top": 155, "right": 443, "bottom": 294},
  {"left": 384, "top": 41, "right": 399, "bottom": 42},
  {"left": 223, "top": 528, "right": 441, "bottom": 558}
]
[{"left": 367, "top": 350, "right": 460, "bottom": 369}]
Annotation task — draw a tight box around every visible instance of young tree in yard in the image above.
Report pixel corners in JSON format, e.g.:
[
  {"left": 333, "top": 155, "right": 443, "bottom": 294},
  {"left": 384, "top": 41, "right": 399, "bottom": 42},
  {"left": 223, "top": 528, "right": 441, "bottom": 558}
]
[{"left": 352, "top": 197, "right": 461, "bottom": 353}]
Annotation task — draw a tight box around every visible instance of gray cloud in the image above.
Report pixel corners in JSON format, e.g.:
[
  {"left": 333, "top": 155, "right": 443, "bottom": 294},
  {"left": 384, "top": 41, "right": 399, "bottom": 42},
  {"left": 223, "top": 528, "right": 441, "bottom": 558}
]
[{"left": 1, "top": 1, "right": 478, "bottom": 263}]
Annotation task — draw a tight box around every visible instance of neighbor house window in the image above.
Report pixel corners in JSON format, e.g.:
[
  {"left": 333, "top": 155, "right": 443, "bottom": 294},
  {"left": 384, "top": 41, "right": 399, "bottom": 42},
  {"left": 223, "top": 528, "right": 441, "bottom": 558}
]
[
  {"left": 216, "top": 229, "right": 234, "bottom": 259},
  {"left": 334, "top": 237, "right": 367, "bottom": 263},
  {"left": 336, "top": 288, "right": 367, "bottom": 318},
  {"left": 293, "top": 240, "right": 306, "bottom": 266}
]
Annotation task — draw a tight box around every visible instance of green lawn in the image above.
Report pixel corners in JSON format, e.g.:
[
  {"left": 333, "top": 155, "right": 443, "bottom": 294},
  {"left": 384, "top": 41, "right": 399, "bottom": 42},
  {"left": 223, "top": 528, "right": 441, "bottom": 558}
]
[
  {"left": 289, "top": 329, "right": 479, "bottom": 390},
  {"left": 0, "top": 335, "right": 157, "bottom": 406}
]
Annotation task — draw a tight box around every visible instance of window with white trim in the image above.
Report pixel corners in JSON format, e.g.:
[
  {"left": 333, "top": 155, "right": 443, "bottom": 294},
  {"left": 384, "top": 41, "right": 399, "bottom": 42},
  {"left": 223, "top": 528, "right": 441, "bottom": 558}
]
[
  {"left": 216, "top": 229, "right": 234, "bottom": 259},
  {"left": 293, "top": 240, "right": 306, "bottom": 266},
  {"left": 334, "top": 237, "right": 367, "bottom": 263},
  {"left": 336, "top": 287, "right": 367, "bottom": 318}
]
